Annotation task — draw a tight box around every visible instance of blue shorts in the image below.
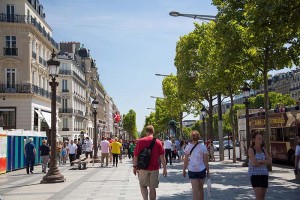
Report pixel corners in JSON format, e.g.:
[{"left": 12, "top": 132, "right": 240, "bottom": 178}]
[{"left": 188, "top": 169, "right": 206, "bottom": 179}]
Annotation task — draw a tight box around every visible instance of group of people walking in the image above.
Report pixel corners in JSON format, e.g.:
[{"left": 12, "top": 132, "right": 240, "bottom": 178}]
[
  {"left": 23, "top": 125, "right": 296, "bottom": 200},
  {"left": 132, "top": 125, "right": 278, "bottom": 200}
]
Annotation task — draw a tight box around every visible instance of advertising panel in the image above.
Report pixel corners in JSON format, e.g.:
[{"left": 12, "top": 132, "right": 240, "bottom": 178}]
[{"left": 0, "top": 132, "right": 7, "bottom": 174}]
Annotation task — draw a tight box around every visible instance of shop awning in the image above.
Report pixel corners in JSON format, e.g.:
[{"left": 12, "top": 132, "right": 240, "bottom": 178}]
[
  {"left": 40, "top": 111, "right": 52, "bottom": 129},
  {"left": 34, "top": 110, "right": 44, "bottom": 119}
]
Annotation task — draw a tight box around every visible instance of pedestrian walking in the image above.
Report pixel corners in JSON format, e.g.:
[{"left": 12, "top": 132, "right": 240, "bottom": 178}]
[
  {"left": 75, "top": 139, "right": 82, "bottom": 159},
  {"left": 164, "top": 137, "right": 172, "bottom": 165},
  {"left": 295, "top": 133, "right": 300, "bottom": 179},
  {"left": 56, "top": 141, "right": 62, "bottom": 165},
  {"left": 85, "top": 137, "right": 93, "bottom": 158},
  {"left": 248, "top": 132, "right": 272, "bottom": 200},
  {"left": 119, "top": 139, "right": 123, "bottom": 163},
  {"left": 24, "top": 138, "right": 36, "bottom": 174},
  {"left": 67, "top": 140, "right": 77, "bottom": 166},
  {"left": 178, "top": 140, "right": 185, "bottom": 162},
  {"left": 100, "top": 137, "right": 110, "bottom": 167},
  {"left": 39, "top": 139, "right": 50, "bottom": 173},
  {"left": 111, "top": 138, "right": 122, "bottom": 167},
  {"left": 183, "top": 131, "right": 210, "bottom": 200},
  {"left": 61, "top": 142, "right": 68, "bottom": 164},
  {"left": 128, "top": 141, "right": 136, "bottom": 159},
  {"left": 133, "top": 125, "right": 167, "bottom": 200}
]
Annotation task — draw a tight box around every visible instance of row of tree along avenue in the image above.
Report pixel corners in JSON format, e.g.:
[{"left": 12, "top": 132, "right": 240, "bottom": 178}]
[{"left": 144, "top": 1, "right": 300, "bottom": 169}]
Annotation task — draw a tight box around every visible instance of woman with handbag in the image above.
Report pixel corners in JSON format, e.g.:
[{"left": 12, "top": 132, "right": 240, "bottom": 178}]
[{"left": 183, "top": 131, "right": 210, "bottom": 200}]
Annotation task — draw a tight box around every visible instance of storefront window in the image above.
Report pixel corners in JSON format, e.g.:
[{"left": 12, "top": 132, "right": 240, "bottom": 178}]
[{"left": 0, "top": 107, "right": 16, "bottom": 129}]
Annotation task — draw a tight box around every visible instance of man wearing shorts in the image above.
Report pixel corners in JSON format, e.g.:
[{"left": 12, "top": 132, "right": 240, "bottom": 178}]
[{"left": 133, "top": 125, "right": 167, "bottom": 200}]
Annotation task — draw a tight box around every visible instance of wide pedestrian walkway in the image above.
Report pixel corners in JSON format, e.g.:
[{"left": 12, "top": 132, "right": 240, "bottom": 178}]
[{"left": 0, "top": 157, "right": 299, "bottom": 200}]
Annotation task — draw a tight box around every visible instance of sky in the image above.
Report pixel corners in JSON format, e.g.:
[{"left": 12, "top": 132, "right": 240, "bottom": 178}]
[
  {"left": 42, "top": 0, "right": 294, "bottom": 132},
  {"left": 41, "top": 0, "right": 218, "bottom": 131}
]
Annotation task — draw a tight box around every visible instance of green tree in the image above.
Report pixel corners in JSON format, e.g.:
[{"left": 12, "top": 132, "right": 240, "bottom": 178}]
[
  {"left": 213, "top": 0, "right": 300, "bottom": 168},
  {"left": 175, "top": 22, "right": 221, "bottom": 140},
  {"left": 123, "top": 109, "right": 138, "bottom": 140},
  {"left": 162, "top": 75, "right": 189, "bottom": 139}
]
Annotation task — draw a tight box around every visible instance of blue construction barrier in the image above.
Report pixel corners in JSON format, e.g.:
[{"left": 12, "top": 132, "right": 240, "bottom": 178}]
[{"left": 5, "top": 130, "right": 46, "bottom": 172}]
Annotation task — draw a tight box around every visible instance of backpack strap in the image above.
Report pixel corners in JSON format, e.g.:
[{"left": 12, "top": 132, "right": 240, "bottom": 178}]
[
  {"left": 190, "top": 142, "right": 199, "bottom": 155},
  {"left": 149, "top": 137, "right": 156, "bottom": 150}
]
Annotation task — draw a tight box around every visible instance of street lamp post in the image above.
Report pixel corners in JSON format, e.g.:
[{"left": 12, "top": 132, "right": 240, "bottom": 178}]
[
  {"left": 169, "top": 11, "right": 225, "bottom": 158},
  {"left": 41, "top": 50, "right": 65, "bottom": 183},
  {"left": 242, "top": 83, "right": 250, "bottom": 166},
  {"left": 201, "top": 107, "right": 206, "bottom": 143},
  {"left": 92, "top": 99, "right": 99, "bottom": 160}
]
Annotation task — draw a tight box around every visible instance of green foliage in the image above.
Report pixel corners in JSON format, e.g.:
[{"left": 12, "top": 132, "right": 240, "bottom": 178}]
[
  {"left": 162, "top": 75, "right": 185, "bottom": 116},
  {"left": 249, "top": 92, "right": 296, "bottom": 109},
  {"left": 123, "top": 109, "right": 138, "bottom": 140},
  {"left": 182, "top": 126, "right": 192, "bottom": 140}
]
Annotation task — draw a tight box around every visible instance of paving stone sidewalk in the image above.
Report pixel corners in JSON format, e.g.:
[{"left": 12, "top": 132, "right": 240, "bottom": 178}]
[{"left": 0, "top": 157, "right": 299, "bottom": 200}]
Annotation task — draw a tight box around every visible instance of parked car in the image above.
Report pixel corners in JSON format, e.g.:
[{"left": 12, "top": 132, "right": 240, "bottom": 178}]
[
  {"left": 224, "top": 140, "right": 233, "bottom": 149},
  {"left": 213, "top": 141, "right": 219, "bottom": 151}
]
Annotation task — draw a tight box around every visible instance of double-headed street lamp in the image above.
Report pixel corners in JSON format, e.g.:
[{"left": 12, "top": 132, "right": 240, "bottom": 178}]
[
  {"left": 201, "top": 107, "right": 207, "bottom": 143},
  {"left": 169, "top": 10, "right": 224, "bottom": 161},
  {"left": 242, "top": 83, "right": 251, "bottom": 166},
  {"left": 92, "top": 98, "right": 99, "bottom": 159},
  {"left": 41, "top": 50, "right": 65, "bottom": 183}
]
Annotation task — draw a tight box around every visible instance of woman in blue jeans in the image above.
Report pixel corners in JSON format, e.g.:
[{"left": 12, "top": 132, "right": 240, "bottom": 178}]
[{"left": 183, "top": 131, "right": 210, "bottom": 200}]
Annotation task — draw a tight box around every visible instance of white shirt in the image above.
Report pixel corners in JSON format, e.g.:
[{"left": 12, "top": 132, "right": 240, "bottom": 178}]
[
  {"left": 100, "top": 140, "right": 110, "bottom": 154},
  {"left": 184, "top": 143, "right": 208, "bottom": 172},
  {"left": 68, "top": 143, "right": 77, "bottom": 154},
  {"left": 164, "top": 140, "right": 172, "bottom": 149},
  {"left": 85, "top": 139, "right": 93, "bottom": 152}
]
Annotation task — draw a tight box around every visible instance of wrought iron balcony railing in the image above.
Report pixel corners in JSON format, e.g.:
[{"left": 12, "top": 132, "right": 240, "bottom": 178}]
[
  {"left": 0, "top": 13, "right": 59, "bottom": 49},
  {"left": 3, "top": 47, "right": 18, "bottom": 56},
  {"left": 59, "top": 108, "right": 73, "bottom": 113},
  {"left": 62, "top": 89, "right": 69, "bottom": 92},
  {"left": 0, "top": 83, "right": 61, "bottom": 103}
]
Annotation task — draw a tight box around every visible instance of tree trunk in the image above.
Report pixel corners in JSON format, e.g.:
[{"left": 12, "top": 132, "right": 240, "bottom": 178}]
[
  {"left": 263, "top": 47, "right": 272, "bottom": 171},
  {"left": 230, "top": 93, "right": 237, "bottom": 163},
  {"left": 208, "top": 95, "right": 214, "bottom": 141}
]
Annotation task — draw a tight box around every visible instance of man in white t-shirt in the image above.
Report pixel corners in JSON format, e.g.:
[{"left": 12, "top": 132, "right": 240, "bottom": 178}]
[
  {"left": 164, "top": 137, "right": 173, "bottom": 165},
  {"left": 67, "top": 140, "right": 77, "bottom": 166},
  {"left": 85, "top": 137, "right": 93, "bottom": 158},
  {"left": 100, "top": 137, "right": 110, "bottom": 167}
]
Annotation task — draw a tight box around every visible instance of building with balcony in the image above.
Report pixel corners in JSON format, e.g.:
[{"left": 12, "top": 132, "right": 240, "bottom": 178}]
[
  {"left": 57, "top": 42, "right": 118, "bottom": 141},
  {"left": 0, "top": 0, "right": 59, "bottom": 132},
  {"left": 56, "top": 42, "right": 87, "bottom": 139}
]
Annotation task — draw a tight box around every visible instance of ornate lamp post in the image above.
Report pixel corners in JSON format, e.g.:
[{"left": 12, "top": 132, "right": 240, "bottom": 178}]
[
  {"left": 41, "top": 50, "right": 65, "bottom": 183},
  {"left": 201, "top": 107, "right": 207, "bottom": 143},
  {"left": 92, "top": 98, "right": 99, "bottom": 159},
  {"left": 242, "top": 82, "right": 250, "bottom": 166}
]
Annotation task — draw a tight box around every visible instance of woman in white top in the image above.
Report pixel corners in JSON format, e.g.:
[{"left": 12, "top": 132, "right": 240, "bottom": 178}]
[{"left": 183, "top": 130, "right": 210, "bottom": 200}]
